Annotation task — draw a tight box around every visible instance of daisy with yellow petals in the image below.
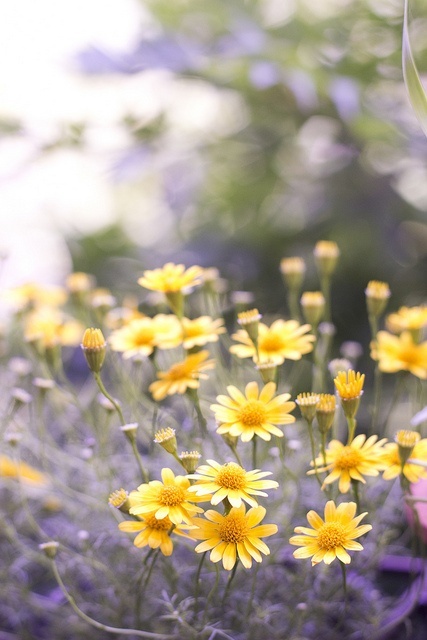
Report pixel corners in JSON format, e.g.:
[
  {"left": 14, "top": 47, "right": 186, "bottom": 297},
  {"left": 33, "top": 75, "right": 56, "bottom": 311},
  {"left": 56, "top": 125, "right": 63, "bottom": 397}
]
[
  {"left": 109, "top": 315, "right": 182, "bottom": 359},
  {"left": 371, "top": 331, "right": 427, "bottom": 379},
  {"left": 128, "top": 468, "right": 204, "bottom": 525},
  {"left": 181, "top": 316, "right": 226, "bottom": 350},
  {"left": 187, "top": 460, "right": 278, "bottom": 508},
  {"left": 149, "top": 350, "right": 215, "bottom": 401},
  {"left": 230, "top": 319, "right": 315, "bottom": 365},
  {"left": 311, "top": 434, "right": 387, "bottom": 494},
  {"left": 211, "top": 381, "right": 295, "bottom": 442},
  {"left": 191, "top": 504, "right": 278, "bottom": 570},
  {"left": 290, "top": 500, "right": 371, "bottom": 566},
  {"left": 381, "top": 437, "right": 427, "bottom": 484},
  {"left": 118, "top": 513, "right": 188, "bottom": 556},
  {"left": 386, "top": 305, "right": 427, "bottom": 336},
  {"left": 138, "top": 263, "right": 204, "bottom": 293}
]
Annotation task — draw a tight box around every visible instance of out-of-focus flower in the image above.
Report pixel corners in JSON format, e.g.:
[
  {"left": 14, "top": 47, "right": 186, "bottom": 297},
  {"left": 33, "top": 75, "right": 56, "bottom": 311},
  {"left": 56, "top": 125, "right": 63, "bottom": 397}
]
[
  {"left": 313, "top": 241, "right": 340, "bottom": 276},
  {"left": 280, "top": 257, "right": 306, "bottom": 291},
  {"left": 315, "top": 394, "right": 336, "bottom": 434},
  {"left": 24, "top": 307, "right": 83, "bottom": 349},
  {"left": 365, "top": 280, "right": 391, "bottom": 318},
  {"left": 149, "top": 350, "right": 215, "bottom": 401},
  {"left": 371, "top": 331, "right": 427, "bottom": 379},
  {"left": 118, "top": 513, "right": 188, "bottom": 556},
  {"left": 230, "top": 319, "right": 315, "bottom": 365},
  {"left": 188, "top": 459, "right": 278, "bottom": 508},
  {"left": 386, "top": 306, "right": 427, "bottom": 336},
  {"left": 191, "top": 504, "right": 278, "bottom": 570},
  {"left": 0, "top": 456, "right": 48, "bottom": 485},
  {"left": 211, "top": 381, "right": 295, "bottom": 442},
  {"left": 109, "top": 315, "right": 182, "bottom": 358},
  {"left": 3, "top": 283, "right": 67, "bottom": 312},
  {"left": 300, "top": 291, "right": 325, "bottom": 327},
  {"left": 334, "top": 369, "right": 365, "bottom": 421},
  {"left": 128, "top": 468, "right": 203, "bottom": 525},
  {"left": 381, "top": 437, "right": 427, "bottom": 483},
  {"left": 311, "top": 434, "right": 387, "bottom": 493},
  {"left": 65, "top": 272, "right": 95, "bottom": 294},
  {"left": 296, "top": 392, "right": 321, "bottom": 423},
  {"left": 181, "top": 316, "right": 226, "bottom": 349},
  {"left": 138, "top": 263, "right": 204, "bottom": 293},
  {"left": 290, "top": 500, "right": 371, "bottom": 565}
]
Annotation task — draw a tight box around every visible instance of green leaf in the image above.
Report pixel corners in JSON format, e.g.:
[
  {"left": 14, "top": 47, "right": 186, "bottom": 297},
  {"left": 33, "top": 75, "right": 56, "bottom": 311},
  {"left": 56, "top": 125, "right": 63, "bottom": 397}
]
[{"left": 402, "top": 0, "right": 427, "bottom": 136}]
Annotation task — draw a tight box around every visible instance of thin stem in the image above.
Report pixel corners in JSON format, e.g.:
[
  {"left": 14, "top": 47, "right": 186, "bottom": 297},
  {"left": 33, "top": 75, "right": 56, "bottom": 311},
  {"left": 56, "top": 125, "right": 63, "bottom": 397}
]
[
  {"left": 202, "top": 563, "right": 220, "bottom": 627},
  {"left": 340, "top": 561, "right": 347, "bottom": 608},
  {"left": 50, "top": 558, "right": 172, "bottom": 639},
  {"left": 94, "top": 372, "right": 125, "bottom": 425},
  {"left": 229, "top": 445, "right": 243, "bottom": 467},
  {"left": 351, "top": 479, "right": 361, "bottom": 513},
  {"left": 346, "top": 417, "right": 357, "bottom": 445},
  {"left": 194, "top": 552, "right": 207, "bottom": 619},
  {"left": 222, "top": 562, "right": 238, "bottom": 607},
  {"left": 252, "top": 436, "right": 257, "bottom": 469}
]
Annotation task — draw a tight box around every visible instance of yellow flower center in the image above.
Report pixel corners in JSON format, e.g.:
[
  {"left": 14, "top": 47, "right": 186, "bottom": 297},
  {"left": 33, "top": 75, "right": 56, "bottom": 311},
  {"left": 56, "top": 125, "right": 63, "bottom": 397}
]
[
  {"left": 159, "top": 485, "right": 186, "bottom": 506},
  {"left": 144, "top": 514, "right": 173, "bottom": 530},
  {"left": 238, "top": 401, "right": 267, "bottom": 426},
  {"left": 334, "top": 446, "right": 362, "bottom": 470},
  {"left": 400, "top": 345, "right": 420, "bottom": 365},
  {"left": 317, "top": 522, "right": 346, "bottom": 550},
  {"left": 216, "top": 463, "right": 247, "bottom": 490},
  {"left": 167, "top": 362, "right": 190, "bottom": 380},
  {"left": 185, "top": 323, "right": 204, "bottom": 338},
  {"left": 219, "top": 512, "right": 249, "bottom": 543},
  {"left": 259, "top": 332, "right": 284, "bottom": 353},
  {"left": 133, "top": 328, "right": 155, "bottom": 346}
]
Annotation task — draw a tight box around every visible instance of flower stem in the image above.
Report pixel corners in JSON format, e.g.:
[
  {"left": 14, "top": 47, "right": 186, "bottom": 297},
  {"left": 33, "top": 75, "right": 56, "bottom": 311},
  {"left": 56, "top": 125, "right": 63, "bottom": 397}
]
[
  {"left": 194, "top": 551, "right": 207, "bottom": 619},
  {"left": 340, "top": 561, "right": 348, "bottom": 608},
  {"left": 252, "top": 436, "right": 258, "bottom": 469},
  {"left": 94, "top": 372, "right": 125, "bottom": 425},
  {"left": 222, "top": 562, "right": 238, "bottom": 606}
]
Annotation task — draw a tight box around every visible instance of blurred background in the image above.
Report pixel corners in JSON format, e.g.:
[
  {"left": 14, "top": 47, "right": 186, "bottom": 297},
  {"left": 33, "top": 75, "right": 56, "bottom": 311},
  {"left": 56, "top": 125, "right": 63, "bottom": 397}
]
[{"left": 1, "top": 0, "right": 427, "bottom": 343}]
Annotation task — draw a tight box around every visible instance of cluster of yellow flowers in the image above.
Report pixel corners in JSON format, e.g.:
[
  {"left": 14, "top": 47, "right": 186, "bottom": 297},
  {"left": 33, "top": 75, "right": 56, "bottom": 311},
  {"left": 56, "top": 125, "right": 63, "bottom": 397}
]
[{"left": 5, "top": 242, "right": 427, "bottom": 599}]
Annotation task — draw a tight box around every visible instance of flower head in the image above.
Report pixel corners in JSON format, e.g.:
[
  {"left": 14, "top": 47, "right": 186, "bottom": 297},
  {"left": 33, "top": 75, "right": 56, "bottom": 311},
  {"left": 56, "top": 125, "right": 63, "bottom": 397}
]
[
  {"left": 230, "top": 319, "right": 315, "bottom": 365},
  {"left": 315, "top": 394, "right": 337, "bottom": 434},
  {"left": 138, "top": 263, "right": 204, "bottom": 294},
  {"left": 372, "top": 331, "right": 427, "bottom": 379},
  {"left": 128, "top": 468, "right": 203, "bottom": 525},
  {"left": 0, "top": 455, "right": 48, "bottom": 486},
  {"left": 190, "top": 504, "right": 278, "bottom": 570},
  {"left": 181, "top": 316, "right": 226, "bottom": 350},
  {"left": 386, "top": 305, "right": 427, "bottom": 335},
  {"left": 290, "top": 500, "right": 371, "bottom": 565},
  {"left": 300, "top": 292, "right": 325, "bottom": 327},
  {"left": 311, "top": 434, "right": 387, "bottom": 493},
  {"left": 3, "top": 282, "right": 67, "bottom": 312},
  {"left": 149, "top": 350, "right": 215, "bottom": 401},
  {"left": 296, "top": 392, "right": 321, "bottom": 423},
  {"left": 188, "top": 460, "right": 278, "bottom": 508},
  {"left": 313, "top": 241, "right": 340, "bottom": 276},
  {"left": 381, "top": 438, "right": 427, "bottom": 484},
  {"left": 81, "top": 327, "right": 107, "bottom": 372},
  {"left": 118, "top": 512, "right": 188, "bottom": 556},
  {"left": 334, "top": 370, "right": 365, "bottom": 401},
  {"left": 280, "top": 257, "right": 306, "bottom": 290},
  {"left": 24, "top": 308, "right": 83, "bottom": 350},
  {"left": 154, "top": 427, "right": 177, "bottom": 455},
  {"left": 365, "top": 281, "right": 391, "bottom": 318},
  {"left": 211, "top": 381, "right": 295, "bottom": 443},
  {"left": 109, "top": 315, "right": 182, "bottom": 359}
]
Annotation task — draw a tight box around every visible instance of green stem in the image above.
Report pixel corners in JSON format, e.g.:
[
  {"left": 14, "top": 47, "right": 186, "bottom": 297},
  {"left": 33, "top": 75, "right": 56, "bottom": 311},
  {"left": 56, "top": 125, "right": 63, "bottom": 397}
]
[
  {"left": 94, "top": 372, "right": 125, "bottom": 425},
  {"left": 202, "top": 563, "right": 220, "bottom": 628},
  {"left": 351, "top": 479, "right": 361, "bottom": 513},
  {"left": 288, "top": 290, "right": 301, "bottom": 323},
  {"left": 229, "top": 445, "right": 243, "bottom": 467},
  {"left": 50, "top": 558, "right": 172, "bottom": 638},
  {"left": 340, "top": 561, "right": 347, "bottom": 608},
  {"left": 130, "top": 438, "right": 149, "bottom": 483},
  {"left": 346, "top": 417, "right": 357, "bottom": 445},
  {"left": 222, "top": 561, "right": 238, "bottom": 606},
  {"left": 307, "top": 422, "right": 322, "bottom": 488},
  {"left": 194, "top": 552, "right": 207, "bottom": 619},
  {"left": 252, "top": 436, "right": 257, "bottom": 469}
]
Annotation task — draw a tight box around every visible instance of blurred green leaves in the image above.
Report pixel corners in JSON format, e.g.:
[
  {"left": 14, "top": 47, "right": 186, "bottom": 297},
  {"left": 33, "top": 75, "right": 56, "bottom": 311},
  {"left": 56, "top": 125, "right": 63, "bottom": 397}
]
[{"left": 402, "top": 0, "right": 427, "bottom": 137}]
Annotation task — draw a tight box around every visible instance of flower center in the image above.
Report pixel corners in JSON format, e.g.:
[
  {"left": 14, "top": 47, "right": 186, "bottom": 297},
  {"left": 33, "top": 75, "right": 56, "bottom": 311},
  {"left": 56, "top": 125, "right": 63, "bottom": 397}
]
[
  {"left": 159, "top": 485, "right": 186, "bottom": 506},
  {"left": 238, "top": 401, "right": 267, "bottom": 427},
  {"left": 219, "top": 512, "right": 248, "bottom": 543},
  {"left": 134, "top": 328, "right": 155, "bottom": 346},
  {"left": 334, "top": 447, "right": 362, "bottom": 470},
  {"left": 259, "top": 332, "right": 285, "bottom": 353},
  {"left": 317, "top": 522, "right": 346, "bottom": 550},
  {"left": 144, "top": 514, "right": 172, "bottom": 530},
  {"left": 185, "top": 323, "right": 204, "bottom": 338},
  {"left": 167, "top": 362, "right": 190, "bottom": 381},
  {"left": 216, "top": 463, "right": 247, "bottom": 490},
  {"left": 400, "top": 346, "right": 420, "bottom": 365}
]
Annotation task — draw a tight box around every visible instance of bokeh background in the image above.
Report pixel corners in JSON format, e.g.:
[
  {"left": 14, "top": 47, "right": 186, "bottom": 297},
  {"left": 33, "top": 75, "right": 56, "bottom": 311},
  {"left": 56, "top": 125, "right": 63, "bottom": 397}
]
[{"left": 1, "top": 0, "right": 427, "bottom": 341}]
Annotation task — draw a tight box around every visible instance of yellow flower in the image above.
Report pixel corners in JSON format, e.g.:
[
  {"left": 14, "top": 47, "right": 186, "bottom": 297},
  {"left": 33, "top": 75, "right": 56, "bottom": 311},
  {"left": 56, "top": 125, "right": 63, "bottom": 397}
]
[
  {"left": 109, "top": 315, "right": 182, "bottom": 358},
  {"left": 0, "top": 456, "right": 48, "bottom": 486},
  {"left": 149, "top": 350, "right": 215, "bottom": 401},
  {"left": 381, "top": 438, "right": 427, "bottom": 484},
  {"left": 311, "top": 434, "right": 387, "bottom": 493},
  {"left": 386, "top": 305, "right": 427, "bottom": 334},
  {"left": 334, "top": 370, "right": 365, "bottom": 401},
  {"left": 81, "top": 327, "right": 107, "bottom": 373},
  {"left": 188, "top": 460, "right": 278, "bottom": 508},
  {"left": 138, "top": 262, "right": 204, "bottom": 293},
  {"left": 24, "top": 307, "right": 83, "bottom": 349},
  {"left": 211, "top": 381, "right": 295, "bottom": 443},
  {"left": 290, "top": 500, "right": 371, "bottom": 565},
  {"left": 181, "top": 316, "right": 226, "bottom": 350},
  {"left": 128, "top": 467, "right": 204, "bottom": 525},
  {"left": 118, "top": 512, "right": 188, "bottom": 556},
  {"left": 3, "top": 282, "right": 67, "bottom": 311},
  {"left": 365, "top": 281, "right": 391, "bottom": 317},
  {"left": 65, "top": 272, "right": 95, "bottom": 293},
  {"left": 371, "top": 331, "right": 427, "bottom": 379},
  {"left": 313, "top": 241, "right": 340, "bottom": 276},
  {"left": 191, "top": 504, "right": 278, "bottom": 570},
  {"left": 230, "top": 319, "right": 315, "bottom": 365}
]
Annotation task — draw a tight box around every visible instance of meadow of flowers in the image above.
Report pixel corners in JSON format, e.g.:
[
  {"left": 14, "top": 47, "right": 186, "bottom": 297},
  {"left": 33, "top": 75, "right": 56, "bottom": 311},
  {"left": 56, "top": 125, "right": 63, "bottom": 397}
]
[{"left": 1, "top": 241, "right": 427, "bottom": 640}]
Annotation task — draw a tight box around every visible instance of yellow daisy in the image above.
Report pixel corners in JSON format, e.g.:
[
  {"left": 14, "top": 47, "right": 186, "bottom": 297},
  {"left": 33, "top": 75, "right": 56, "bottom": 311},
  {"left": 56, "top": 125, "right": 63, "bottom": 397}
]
[
  {"left": 334, "top": 370, "right": 365, "bottom": 401},
  {"left": 381, "top": 438, "right": 427, "bottom": 484},
  {"left": 311, "top": 434, "right": 387, "bottom": 493},
  {"left": 118, "top": 513, "right": 187, "bottom": 556},
  {"left": 128, "top": 467, "right": 204, "bottom": 525},
  {"left": 0, "top": 456, "right": 48, "bottom": 486},
  {"left": 3, "top": 282, "right": 67, "bottom": 311},
  {"left": 149, "top": 350, "right": 215, "bottom": 401},
  {"left": 191, "top": 504, "right": 278, "bottom": 570},
  {"left": 137, "top": 262, "right": 204, "bottom": 293},
  {"left": 386, "top": 305, "right": 427, "bottom": 334},
  {"left": 230, "top": 319, "right": 315, "bottom": 365},
  {"left": 371, "top": 331, "right": 427, "bottom": 379},
  {"left": 181, "top": 316, "right": 226, "bottom": 350},
  {"left": 187, "top": 460, "right": 278, "bottom": 508},
  {"left": 211, "top": 381, "right": 296, "bottom": 442},
  {"left": 290, "top": 500, "right": 371, "bottom": 565},
  {"left": 109, "top": 315, "right": 182, "bottom": 358},
  {"left": 24, "top": 307, "right": 83, "bottom": 349}
]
